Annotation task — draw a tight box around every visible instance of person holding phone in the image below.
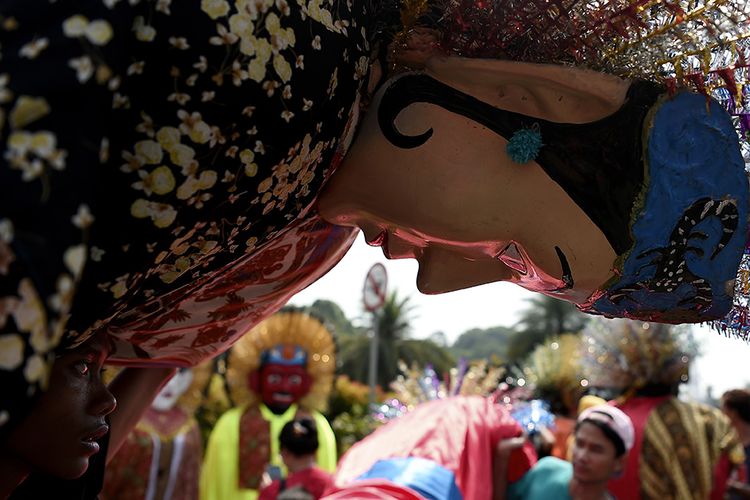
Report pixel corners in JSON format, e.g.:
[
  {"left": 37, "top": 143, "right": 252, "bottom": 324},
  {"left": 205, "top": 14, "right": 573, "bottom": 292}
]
[{"left": 259, "top": 419, "right": 334, "bottom": 500}]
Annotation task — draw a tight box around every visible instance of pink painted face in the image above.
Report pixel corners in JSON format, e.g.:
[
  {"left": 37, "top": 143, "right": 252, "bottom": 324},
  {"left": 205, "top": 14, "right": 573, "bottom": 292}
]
[
  {"left": 318, "top": 57, "right": 623, "bottom": 305},
  {"left": 258, "top": 364, "right": 311, "bottom": 409}
]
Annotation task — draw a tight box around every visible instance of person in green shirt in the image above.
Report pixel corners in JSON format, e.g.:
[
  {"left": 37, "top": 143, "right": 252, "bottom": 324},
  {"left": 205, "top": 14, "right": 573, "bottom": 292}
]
[{"left": 494, "top": 404, "right": 634, "bottom": 500}]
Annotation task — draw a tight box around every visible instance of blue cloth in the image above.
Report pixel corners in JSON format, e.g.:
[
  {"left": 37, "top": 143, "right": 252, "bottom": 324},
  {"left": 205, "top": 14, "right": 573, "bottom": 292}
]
[
  {"left": 508, "top": 456, "right": 573, "bottom": 500},
  {"left": 588, "top": 91, "right": 749, "bottom": 323},
  {"left": 357, "top": 457, "right": 463, "bottom": 500}
]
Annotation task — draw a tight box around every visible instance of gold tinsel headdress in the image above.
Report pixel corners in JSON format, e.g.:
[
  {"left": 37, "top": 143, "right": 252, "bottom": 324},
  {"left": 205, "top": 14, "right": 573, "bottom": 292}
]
[
  {"left": 523, "top": 333, "right": 584, "bottom": 414},
  {"left": 225, "top": 310, "right": 336, "bottom": 412},
  {"left": 388, "top": 359, "right": 505, "bottom": 409},
  {"left": 394, "top": 0, "right": 750, "bottom": 83},
  {"left": 580, "top": 317, "right": 696, "bottom": 393},
  {"left": 389, "top": 1, "right": 750, "bottom": 159}
]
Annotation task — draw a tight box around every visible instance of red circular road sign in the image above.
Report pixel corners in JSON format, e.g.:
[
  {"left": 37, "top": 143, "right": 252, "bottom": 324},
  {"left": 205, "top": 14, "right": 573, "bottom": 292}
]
[{"left": 363, "top": 263, "right": 388, "bottom": 312}]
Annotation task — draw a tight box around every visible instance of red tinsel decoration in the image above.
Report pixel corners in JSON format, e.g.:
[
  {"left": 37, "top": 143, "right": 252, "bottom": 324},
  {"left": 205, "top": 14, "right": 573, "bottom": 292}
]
[{"left": 685, "top": 73, "right": 707, "bottom": 95}]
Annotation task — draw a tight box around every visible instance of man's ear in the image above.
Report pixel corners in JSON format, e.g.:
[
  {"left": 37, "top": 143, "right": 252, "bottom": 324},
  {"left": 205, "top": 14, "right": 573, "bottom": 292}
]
[
  {"left": 423, "top": 56, "right": 631, "bottom": 125},
  {"left": 610, "top": 455, "right": 627, "bottom": 479}
]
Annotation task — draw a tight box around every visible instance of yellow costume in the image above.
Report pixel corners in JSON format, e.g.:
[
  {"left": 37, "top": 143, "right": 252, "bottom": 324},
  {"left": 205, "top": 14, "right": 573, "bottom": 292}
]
[
  {"left": 200, "top": 404, "right": 335, "bottom": 500},
  {"left": 200, "top": 311, "right": 337, "bottom": 500}
]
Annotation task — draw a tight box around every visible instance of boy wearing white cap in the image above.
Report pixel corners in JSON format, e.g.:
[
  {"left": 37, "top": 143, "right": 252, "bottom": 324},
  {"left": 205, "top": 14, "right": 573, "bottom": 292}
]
[{"left": 494, "top": 404, "right": 635, "bottom": 500}]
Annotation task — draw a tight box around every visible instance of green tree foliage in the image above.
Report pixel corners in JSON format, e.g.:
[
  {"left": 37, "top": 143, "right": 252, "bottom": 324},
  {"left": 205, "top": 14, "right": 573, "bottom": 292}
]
[
  {"left": 450, "top": 326, "right": 515, "bottom": 361},
  {"left": 506, "top": 296, "right": 589, "bottom": 362},
  {"left": 428, "top": 331, "right": 449, "bottom": 348},
  {"left": 337, "top": 291, "right": 455, "bottom": 388},
  {"left": 304, "top": 299, "right": 358, "bottom": 337},
  {"left": 399, "top": 339, "right": 455, "bottom": 377},
  {"left": 331, "top": 403, "right": 381, "bottom": 455}
]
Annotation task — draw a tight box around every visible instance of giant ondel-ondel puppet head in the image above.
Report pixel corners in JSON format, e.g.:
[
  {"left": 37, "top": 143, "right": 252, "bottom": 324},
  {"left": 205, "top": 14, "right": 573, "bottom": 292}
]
[
  {"left": 318, "top": 0, "right": 750, "bottom": 333},
  {"left": 225, "top": 309, "right": 336, "bottom": 413},
  {"left": 5, "top": 0, "right": 750, "bottom": 454}
]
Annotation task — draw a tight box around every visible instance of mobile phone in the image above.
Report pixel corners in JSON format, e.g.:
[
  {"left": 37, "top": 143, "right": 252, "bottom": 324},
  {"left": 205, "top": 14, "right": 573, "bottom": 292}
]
[{"left": 266, "top": 465, "right": 283, "bottom": 481}]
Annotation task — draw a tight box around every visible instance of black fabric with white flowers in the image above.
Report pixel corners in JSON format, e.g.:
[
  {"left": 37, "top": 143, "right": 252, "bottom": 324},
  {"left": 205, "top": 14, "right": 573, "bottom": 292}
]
[{"left": 0, "top": 0, "right": 370, "bottom": 432}]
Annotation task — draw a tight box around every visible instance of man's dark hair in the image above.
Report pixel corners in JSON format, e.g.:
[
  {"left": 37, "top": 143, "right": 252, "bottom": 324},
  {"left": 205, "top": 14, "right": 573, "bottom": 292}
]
[
  {"left": 279, "top": 418, "right": 319, "bottom": 457},
  {"left": 722, "top": 389, "right": 750, "bottom": 424},
  {"left": 576, "top": 414, "right": 627, "bottom": 458}
]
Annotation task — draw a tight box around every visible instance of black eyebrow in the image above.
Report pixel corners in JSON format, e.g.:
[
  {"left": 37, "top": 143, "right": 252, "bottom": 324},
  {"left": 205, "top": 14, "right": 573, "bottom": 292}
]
[{"left": 551, "top": 246, "right": 574, "bottom": 292}]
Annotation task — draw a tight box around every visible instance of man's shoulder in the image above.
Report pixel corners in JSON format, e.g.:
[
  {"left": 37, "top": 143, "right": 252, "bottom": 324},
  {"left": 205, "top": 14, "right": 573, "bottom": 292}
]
[
  {"left": 535, "top": 456, "right": 573, "bottom": 473},
  {"left": 525, "top": 457, "right": 573, "bottom": 492},
  {"left": 656, "top": 397, "right": 732, "bottom": 426},
  {"left": 288, "top": 467, "right": 334, "bottom": 497},
  {"left": 509, "top": 457, "right": 572, "bottom": 500},
  {"left": 291, "top": 466, "right": 332, "bottom": 484}
]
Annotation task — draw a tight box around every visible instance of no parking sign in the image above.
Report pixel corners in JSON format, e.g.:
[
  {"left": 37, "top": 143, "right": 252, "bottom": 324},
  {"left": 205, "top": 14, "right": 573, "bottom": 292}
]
[{"left": 363, "top": 263, "right": 387, "bottom": 312}]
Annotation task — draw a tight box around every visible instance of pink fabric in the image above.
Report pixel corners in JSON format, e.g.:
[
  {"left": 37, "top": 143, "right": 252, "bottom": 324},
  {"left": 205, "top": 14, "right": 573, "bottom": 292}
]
[
  {"left": 105, "top": 216, "right": 356, "bottom": 366},
  {"left": 333, "top": 396, "right": 535, "bottom": 500},
  {"left": 259, "top": 466, "right": 334, "bottom": 500}
]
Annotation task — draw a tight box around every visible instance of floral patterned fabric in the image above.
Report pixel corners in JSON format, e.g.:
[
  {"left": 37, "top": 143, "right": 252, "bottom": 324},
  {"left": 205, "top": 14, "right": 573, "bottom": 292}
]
[
  {"left": 0, "top": 0, "right": 369, "bottom": 432},
  {"left": 238, "top": 405, "right": 272, "bottom": 490}
]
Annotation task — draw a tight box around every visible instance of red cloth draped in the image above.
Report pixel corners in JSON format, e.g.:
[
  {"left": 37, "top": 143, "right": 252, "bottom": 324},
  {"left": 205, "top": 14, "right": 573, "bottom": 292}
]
[{"left": 332, "top": 396, "right": 536, "bottom": 500}]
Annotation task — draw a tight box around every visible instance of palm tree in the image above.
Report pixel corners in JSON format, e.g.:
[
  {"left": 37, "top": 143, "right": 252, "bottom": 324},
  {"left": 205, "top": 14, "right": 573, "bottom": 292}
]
[
  {"left": 304, "top": 299, "right": 357, "bottom": 337},
  {"left": 507, "top": 295, "right": 589, "bottom": 361},
  {"left": 338, "top": 291, "right": 454, "bottom": 388}
]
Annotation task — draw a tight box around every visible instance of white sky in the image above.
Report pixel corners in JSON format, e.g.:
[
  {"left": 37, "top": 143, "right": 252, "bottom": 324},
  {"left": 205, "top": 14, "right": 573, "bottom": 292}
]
[{"left": 288, "top": 233, "right": 750, "bottom": 400}]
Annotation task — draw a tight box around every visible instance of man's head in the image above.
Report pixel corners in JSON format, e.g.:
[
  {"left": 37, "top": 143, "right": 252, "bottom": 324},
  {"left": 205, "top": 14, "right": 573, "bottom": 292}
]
[
  {"left": 571, "top": 405, "right": 634, "bottom": 485},
  {"left": 2, "top": 333, "right": 116, "bottom": 479},
  {"left": 279, "top": 418, "right": 319, "bottom": 475},
  {"left": 279, "top": 418, "right": 319, "bottom": 458},
  {"left": 721, "top": 389, "right": 750, "bottom": 426},
  {"left": 249, "top": 344, "right": 312, "bottom": 412}
]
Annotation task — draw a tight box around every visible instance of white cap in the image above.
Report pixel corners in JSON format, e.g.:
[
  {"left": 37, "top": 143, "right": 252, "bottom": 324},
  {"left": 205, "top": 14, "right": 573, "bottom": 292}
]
[{"left": 578, "top": 404, "right": 635, "bottom": 453}]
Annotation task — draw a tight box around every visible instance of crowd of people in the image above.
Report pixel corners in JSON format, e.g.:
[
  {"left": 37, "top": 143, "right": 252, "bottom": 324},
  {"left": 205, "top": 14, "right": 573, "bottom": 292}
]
[{"left": 2, "top": 310, "right": 750, "bottom": 499}]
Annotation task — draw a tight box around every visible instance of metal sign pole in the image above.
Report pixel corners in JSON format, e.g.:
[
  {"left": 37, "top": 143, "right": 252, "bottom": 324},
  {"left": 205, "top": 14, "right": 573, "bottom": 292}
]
[
  {"left": 368, "top": 311, "right": 379, "bottom": 407},
  {"left": 362, "top": 263, "right": 387, "bottom": 409}
]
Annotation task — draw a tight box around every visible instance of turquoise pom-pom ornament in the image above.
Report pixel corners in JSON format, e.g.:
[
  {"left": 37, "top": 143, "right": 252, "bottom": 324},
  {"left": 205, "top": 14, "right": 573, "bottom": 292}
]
[{"left": 506, "top": 126, "right": 543, "bottom": 164}]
